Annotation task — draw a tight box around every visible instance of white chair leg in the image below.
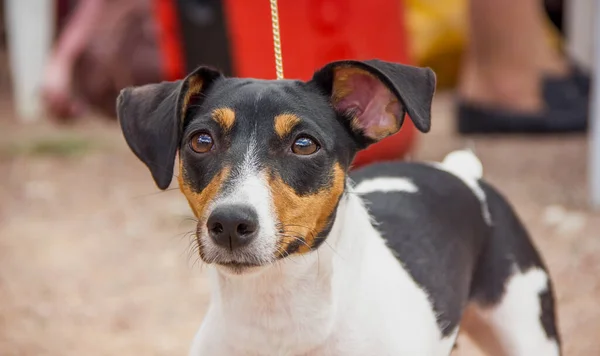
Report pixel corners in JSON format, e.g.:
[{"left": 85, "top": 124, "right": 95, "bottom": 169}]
[
  {"left": 565, "top": 0, "right": 594, "bottom": 69},
  {"left": 589, "top": 1, "right": 600, "bottom": 209},
  {"left": 4, "top": 0, "right": 55, "bottom": 122}
]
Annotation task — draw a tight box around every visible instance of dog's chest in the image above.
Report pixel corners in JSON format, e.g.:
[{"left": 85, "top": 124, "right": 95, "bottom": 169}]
[
  {"left": 234, "top": 291, "right": 335, "bottom": 353},
  {"left": 307, "top": 236, "right": 447, "bottom": 355},
  {"left": 193, "top": 269, "right": 338, "bottom": 355},
  {"left": 192, "top": 239, "right": 444, "bottom": 356}
]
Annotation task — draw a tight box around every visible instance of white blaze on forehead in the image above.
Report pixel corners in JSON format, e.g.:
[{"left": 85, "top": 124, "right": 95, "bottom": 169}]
[
  {"left": 216, "top": 135, "right": 270, "bottom": 213},
  {"left": 241, "top": 136, "right": 259, "bottom": 176},
  {"left": 354, "top": 177, "right": 419, "bottom": 194},
  {"left": 226, "top": 136, "right": 259, "bottom": 184}
]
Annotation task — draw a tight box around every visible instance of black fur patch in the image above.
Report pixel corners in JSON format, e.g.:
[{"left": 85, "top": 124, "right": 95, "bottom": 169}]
[
  {"left": 351, "top": 162, "right": 489, "bottom": 336},
  {"left": 471, "top": 182, "right": 560, "bottom": 343},
  {"left": 351, "top": 162, "right": 559, "bottom": 344}
]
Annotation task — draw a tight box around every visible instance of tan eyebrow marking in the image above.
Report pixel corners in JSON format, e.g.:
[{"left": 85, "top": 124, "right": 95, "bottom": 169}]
[
  {"left": 211, "top": 108, "right": 236, "bottom": 132},
  {"left": 274, "top": 114, "right": 301, "bottom": 138}
]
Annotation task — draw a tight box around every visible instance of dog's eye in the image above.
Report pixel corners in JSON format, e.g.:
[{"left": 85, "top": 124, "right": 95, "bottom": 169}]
[
  {"left": 190, "top": 132, "right": 214, "bottom": 153},
  {"left": 292, "top": 136, "right": 319, "bottom": 155}
]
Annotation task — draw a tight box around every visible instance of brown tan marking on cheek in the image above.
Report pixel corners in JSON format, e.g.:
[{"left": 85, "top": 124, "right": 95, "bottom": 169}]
[
  {"left": 274, "top": 114, "right": 301, "bottom": 138},
  {"left": 181, "top": 76, "right": 204, "bottom": 122},
  {"left": 269, "top": 163, "right": 345, "bottom": 256},
  {"left": 212, "top": 108, "right": 236, "bottom": 132},
  {"left": 177, "top": 160, "right": 231, "bottom": 219}
]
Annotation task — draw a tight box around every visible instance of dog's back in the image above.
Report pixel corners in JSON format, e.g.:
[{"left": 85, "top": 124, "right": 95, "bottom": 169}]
[{"left": 351, "top": 150, "right": 561, "bottom": 355}]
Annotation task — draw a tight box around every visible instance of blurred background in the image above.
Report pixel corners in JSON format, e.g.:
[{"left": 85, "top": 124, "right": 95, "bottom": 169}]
[{"left": 0, "top": 0, "right": 599, "bottom": 354}]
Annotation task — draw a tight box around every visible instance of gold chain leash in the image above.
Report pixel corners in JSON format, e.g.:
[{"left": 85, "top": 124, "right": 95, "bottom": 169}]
[{"left": 269, "top": 0, "right": 284, "bottom": 79}]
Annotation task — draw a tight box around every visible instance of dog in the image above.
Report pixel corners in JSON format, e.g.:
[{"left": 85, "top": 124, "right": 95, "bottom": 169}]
[{"left": 116, "top": 59, "right": 561, "bottom": 356}]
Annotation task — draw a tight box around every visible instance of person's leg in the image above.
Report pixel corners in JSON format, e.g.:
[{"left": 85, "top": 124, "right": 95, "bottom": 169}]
[
  {"left": 41, "top": 0, "right": 107, "bottom": 120},
  {"left": 457, "top": 0, "right": 588, "bottom": 134}
]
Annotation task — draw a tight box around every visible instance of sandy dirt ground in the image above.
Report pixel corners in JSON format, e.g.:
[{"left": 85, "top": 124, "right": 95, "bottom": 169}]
[{"left": 0, "top": 92, "right": 599, "bottom": 355}]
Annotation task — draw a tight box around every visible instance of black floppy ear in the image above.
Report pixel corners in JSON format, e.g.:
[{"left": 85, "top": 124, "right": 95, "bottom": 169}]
[
  {"left": 310, "top": 59, "right": 436, "bottom": 142},
  {"left": 116, "top": 67, "right": 222, "bottom": 190}
]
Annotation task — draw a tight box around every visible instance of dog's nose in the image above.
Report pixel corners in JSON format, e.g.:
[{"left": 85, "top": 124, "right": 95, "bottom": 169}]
[{"left": 207, "top": 204, "right": 259, "bottom": 250}]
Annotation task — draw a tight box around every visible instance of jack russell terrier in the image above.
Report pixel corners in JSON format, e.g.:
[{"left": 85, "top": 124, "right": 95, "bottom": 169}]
[{"left": 117, "top": 59, "right": 560, "bottom": 356}]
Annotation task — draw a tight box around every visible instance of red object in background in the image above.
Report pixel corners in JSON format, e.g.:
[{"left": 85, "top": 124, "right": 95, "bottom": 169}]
[
  {"left": 223, "top": 0, "right": 416, "bottom": 169},
  {"left": 155, "top": 0, "right": 416, "bottom": 168},
  {"left": 153, "top": 0, "right": 186, "bottom": 81}
]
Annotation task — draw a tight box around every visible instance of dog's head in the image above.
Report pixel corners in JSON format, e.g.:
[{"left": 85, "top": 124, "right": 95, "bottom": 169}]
[{"left": 117, "top": 60, "right": 435, "bottom": 274}]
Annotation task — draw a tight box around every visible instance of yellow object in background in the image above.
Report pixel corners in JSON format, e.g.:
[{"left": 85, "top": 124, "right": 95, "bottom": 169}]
[{"left": 405, "top": 0, "right": 563, "bottom": 89}]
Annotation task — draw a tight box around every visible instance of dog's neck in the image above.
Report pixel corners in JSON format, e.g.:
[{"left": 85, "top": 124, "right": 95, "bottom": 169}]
[{"left": 204, "top": 187, "right": 374, "bottom": 352}]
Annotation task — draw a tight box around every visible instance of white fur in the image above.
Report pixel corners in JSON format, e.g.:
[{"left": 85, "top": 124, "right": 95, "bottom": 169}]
[
  {"left": 438, "top": 327, "right": 460, "bottom": 355},
  {"left": 200, "top": 137, "right": 279, "bottom": 265},
  {"left": 354, "top": 177, "right": 419, "bottom": 194},
  {"left": 469, "top": 267, "right": 560, "bottom": 356},
  {"left": 433, "top": 149, "right": 492, "bottom": 225},
  {"left": 442, "top": 149, "right": 483, "bottom": 179},
  {"left": 190, "top": 190, "right": 448, "bottom": 356}
]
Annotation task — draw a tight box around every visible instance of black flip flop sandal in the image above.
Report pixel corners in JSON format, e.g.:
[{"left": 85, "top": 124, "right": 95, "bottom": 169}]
[{"left": 457, "top": 70, "right": 589, "bottom": 134}]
